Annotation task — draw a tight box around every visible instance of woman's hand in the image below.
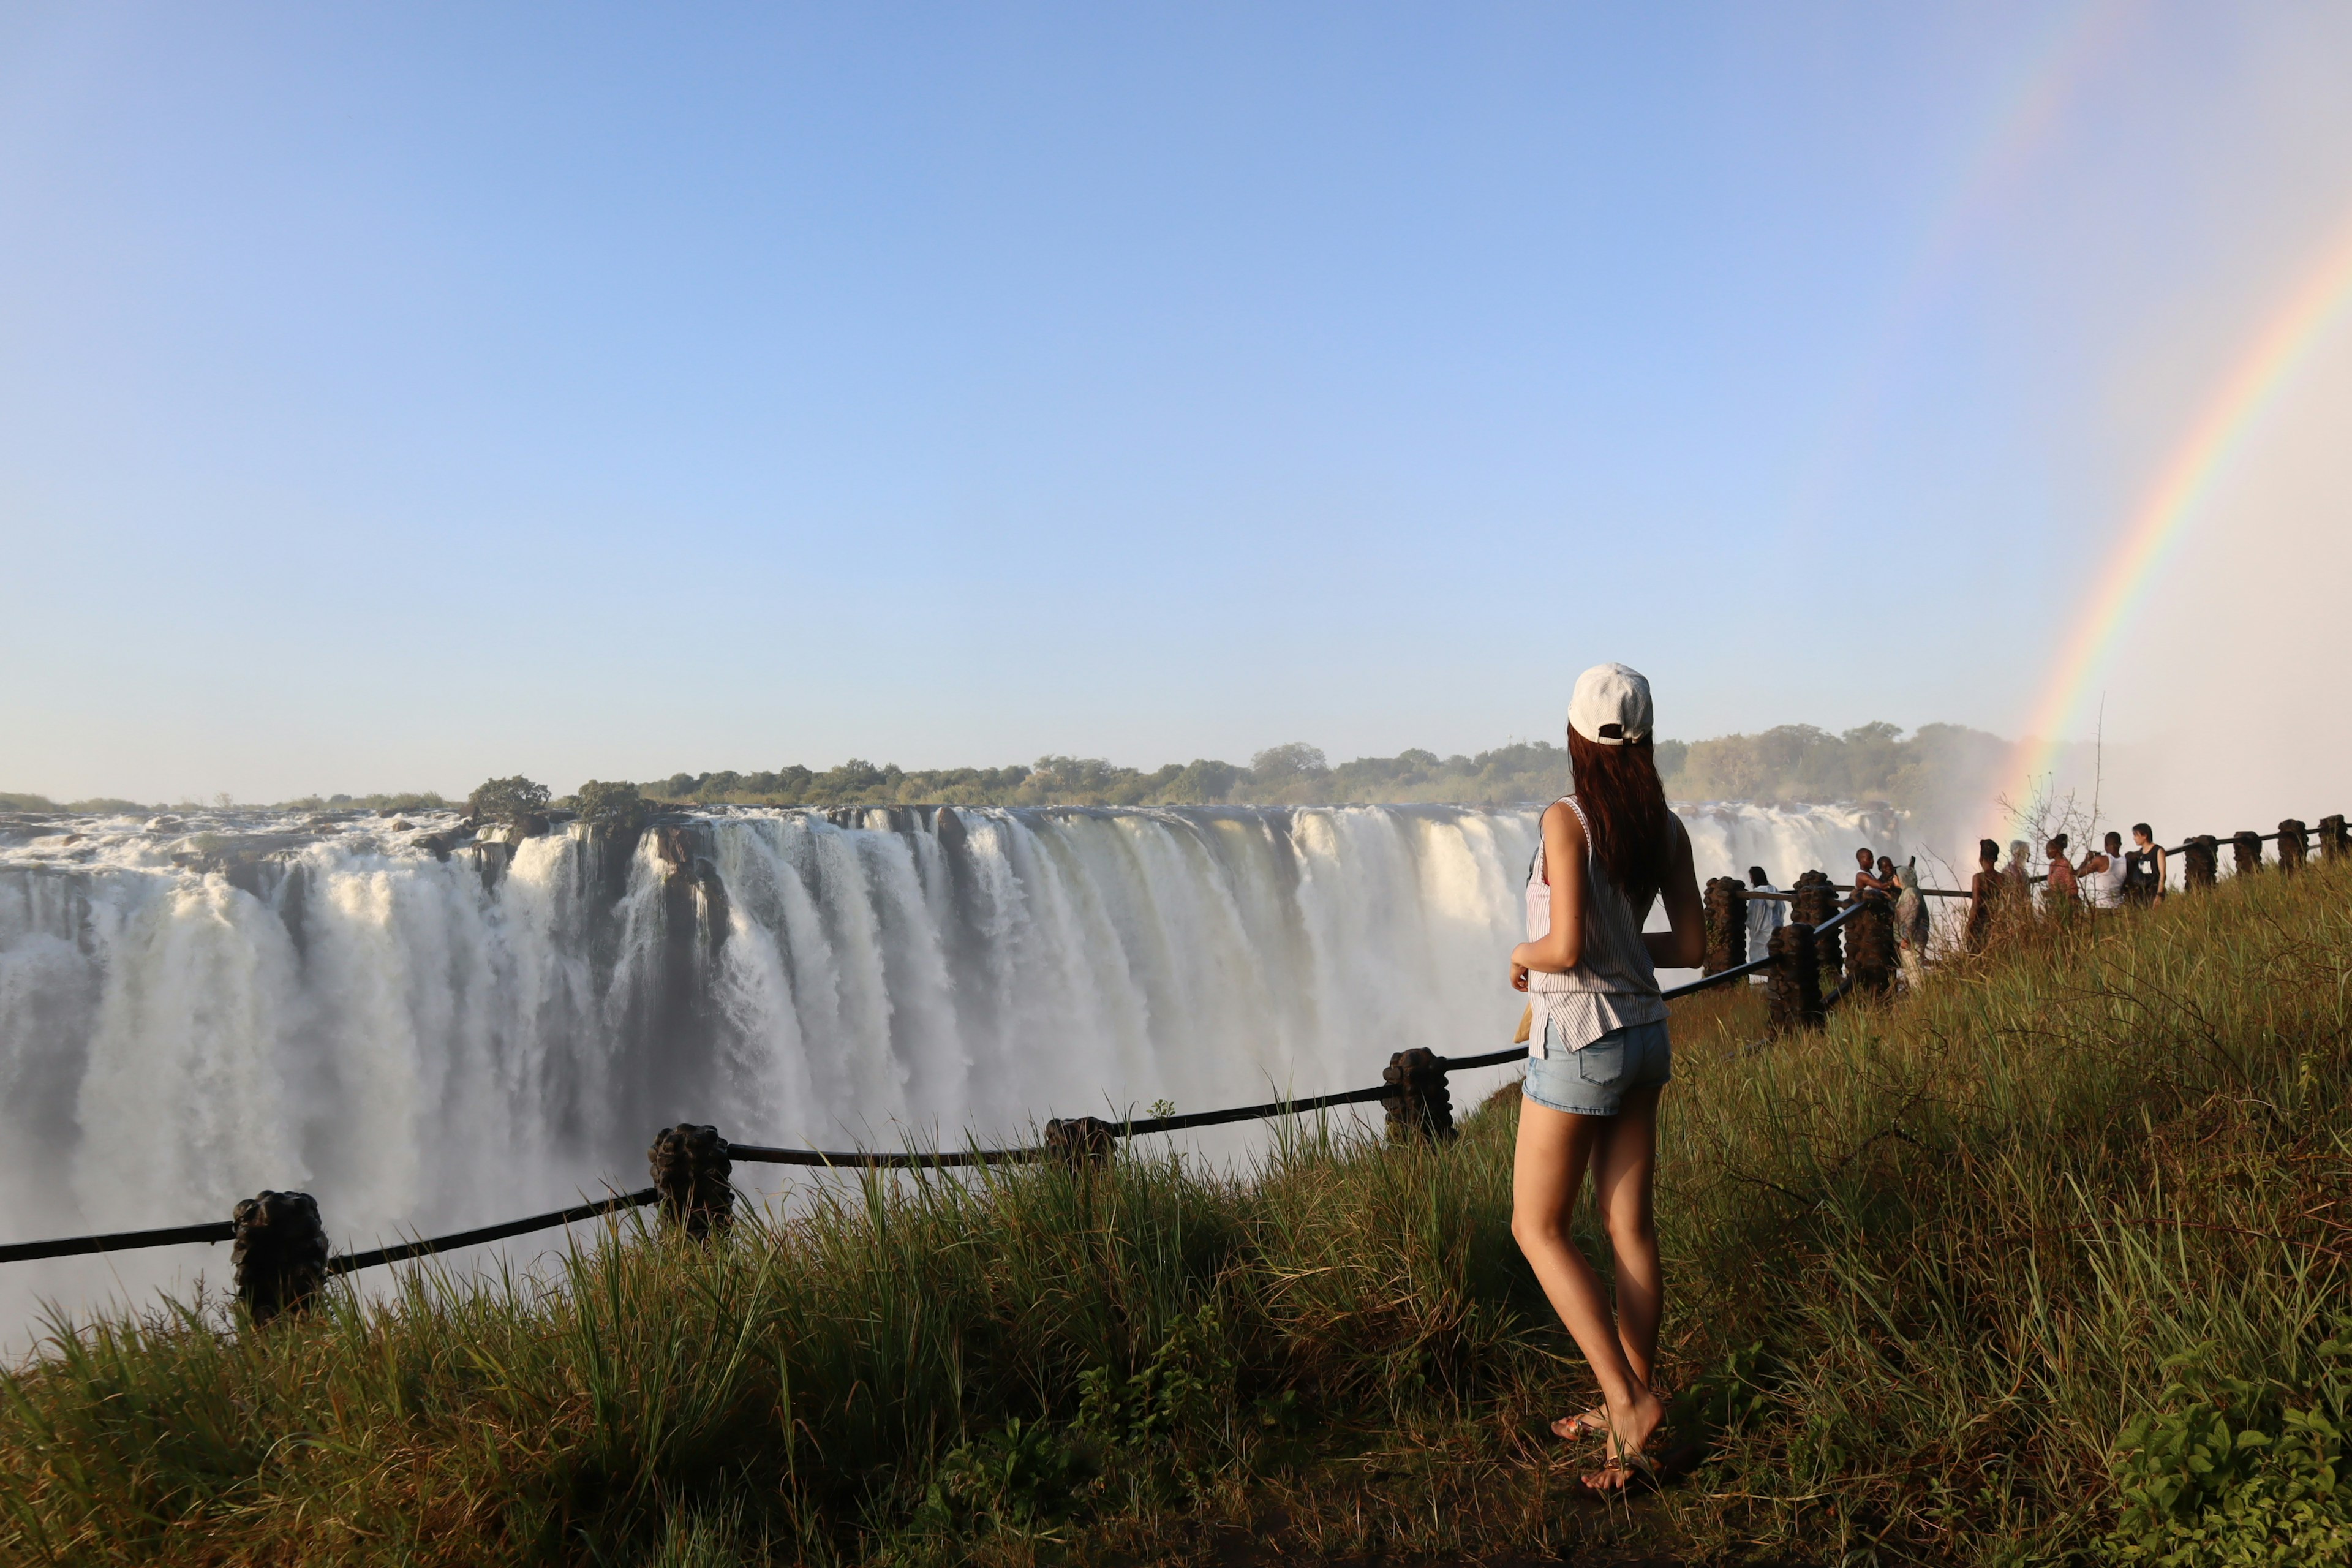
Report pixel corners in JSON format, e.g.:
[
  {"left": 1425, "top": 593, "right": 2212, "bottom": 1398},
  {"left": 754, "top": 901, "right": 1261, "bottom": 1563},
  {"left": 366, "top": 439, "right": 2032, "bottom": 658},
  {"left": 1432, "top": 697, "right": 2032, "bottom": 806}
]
[{"left": 1511, "top": 960, "right": 1531, "bottom": 992}]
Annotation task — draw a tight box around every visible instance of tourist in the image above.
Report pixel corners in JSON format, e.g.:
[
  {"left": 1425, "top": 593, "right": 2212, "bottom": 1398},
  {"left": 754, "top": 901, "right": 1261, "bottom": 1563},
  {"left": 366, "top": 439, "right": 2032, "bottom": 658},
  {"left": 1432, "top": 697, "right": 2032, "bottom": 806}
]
[
  {"left": 1966, "top": 838, "right": 2002, "bottom": 952},
  {"left": 2123, "top": 823, "right": 2167, "bottom": 904},
  {"left": 1509, "top": 662, "right": 1703, "bottom": 1495},
  {"left": 2079, "top": 831, "right": 2125, "bottom": 912},
  {"left": 2002, "top": 840, "right": 2034, "bottom": 919},
  {"left": 2043, "top": 835, "right": 2079, "bottom": 915},
  {"left": 1745, "top": 864, "right": 1783, "bottom": 983},
  {"left": 1853, "top": 846, "right": 1894, "bottom": 902},
  {"left": 1893, "top": 858, "right": 1930, "bottom": 989}
]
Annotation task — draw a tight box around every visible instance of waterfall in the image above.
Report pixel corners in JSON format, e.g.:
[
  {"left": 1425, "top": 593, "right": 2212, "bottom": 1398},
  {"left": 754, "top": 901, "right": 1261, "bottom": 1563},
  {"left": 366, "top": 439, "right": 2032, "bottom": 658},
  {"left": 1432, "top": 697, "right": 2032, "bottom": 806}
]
[{"left": 0, "top": 797, "right": 1907, "bottom": 1334}]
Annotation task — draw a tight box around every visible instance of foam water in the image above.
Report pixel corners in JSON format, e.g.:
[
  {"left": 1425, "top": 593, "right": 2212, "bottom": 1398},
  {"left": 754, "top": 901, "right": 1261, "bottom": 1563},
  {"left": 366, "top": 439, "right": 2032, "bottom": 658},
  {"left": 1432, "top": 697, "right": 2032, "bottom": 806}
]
[{"left": 0, "top": 798, "right": 1907, "bottom": 1337}]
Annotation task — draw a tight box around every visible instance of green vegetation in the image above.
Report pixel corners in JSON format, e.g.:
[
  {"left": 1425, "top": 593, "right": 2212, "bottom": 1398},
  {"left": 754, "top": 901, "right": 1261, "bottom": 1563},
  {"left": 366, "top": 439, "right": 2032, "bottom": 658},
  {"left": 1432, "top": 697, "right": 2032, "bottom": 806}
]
[
  {"left": 0, "top": 793, "right": 176, "bottom": 816},
  {"left": 627, "top": 721, "right": 2006, "bottom": 812},
  {"left": 467, "top": 775, "right": 552, "bottom": 826},
  {"left": 2, "top": 858, "right": 2345, "bottom": 1564},
  {"left": 571, "top": 780, "right": 653, "bottom": 834},
  {"left": 1, "top": 721, "right": 2008, "bottom": 817},
  {"left": 275, "top": 791, "right": 454, "bottom": 815}
]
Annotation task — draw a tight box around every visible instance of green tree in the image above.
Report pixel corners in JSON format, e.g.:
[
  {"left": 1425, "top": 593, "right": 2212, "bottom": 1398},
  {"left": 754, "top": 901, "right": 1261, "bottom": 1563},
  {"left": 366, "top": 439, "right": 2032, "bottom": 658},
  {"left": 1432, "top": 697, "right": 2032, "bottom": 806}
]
[
  {"left": 571, "top": 780, "right": 650, "bottom": 833},
  {"left": 466, "top": 776, "right": 550, "bottom": 825}
]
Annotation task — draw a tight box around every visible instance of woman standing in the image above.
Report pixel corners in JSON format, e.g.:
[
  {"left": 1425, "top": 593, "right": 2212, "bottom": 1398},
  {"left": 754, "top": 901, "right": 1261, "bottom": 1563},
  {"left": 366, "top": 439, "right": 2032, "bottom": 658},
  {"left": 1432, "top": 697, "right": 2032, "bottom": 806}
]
[
  {"left": 2043, "top": 836, "right": 2080, "bottom": 919},
  {"left": 1966, "top": 839, "right": 2003, "bottom": 951},
  {"left": 1893, "top": 858, "right": 1931, "bottom": 989},
  {"left": 1509, "top": 663, "right": 1704, "bottom": 1494}
]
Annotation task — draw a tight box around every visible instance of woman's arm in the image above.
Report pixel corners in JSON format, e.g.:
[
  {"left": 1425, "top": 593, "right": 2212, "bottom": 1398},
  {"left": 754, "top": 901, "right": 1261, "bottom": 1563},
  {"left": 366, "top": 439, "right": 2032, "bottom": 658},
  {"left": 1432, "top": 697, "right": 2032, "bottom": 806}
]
[
  {"left": 1644, "top": 816, "right": 1704, "bottom": 970},
  {"left": 1511, "top": 801, "right": 1586, "bottom": 976}
]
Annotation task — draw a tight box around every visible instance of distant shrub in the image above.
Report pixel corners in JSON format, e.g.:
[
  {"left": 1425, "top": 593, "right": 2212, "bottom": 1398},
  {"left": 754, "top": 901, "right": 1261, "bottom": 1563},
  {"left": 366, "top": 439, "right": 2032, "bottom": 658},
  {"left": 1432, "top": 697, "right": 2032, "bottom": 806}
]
[
  {"left": 466, "top": 776, "right": 550, "bottom": 825},
  {"left": 0, "top": 792, "right": 59, "bottom": 812},
  {"left": 570, "top": 780, "right": 650, "bottom": 833}
]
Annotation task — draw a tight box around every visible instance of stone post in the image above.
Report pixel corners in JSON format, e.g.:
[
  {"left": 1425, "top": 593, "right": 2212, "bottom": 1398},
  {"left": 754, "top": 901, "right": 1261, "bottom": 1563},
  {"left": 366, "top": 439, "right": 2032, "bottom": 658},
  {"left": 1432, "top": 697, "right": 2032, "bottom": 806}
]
[
  {"left": 1045, "top": 1116, "right": 1116, "bottom": 1174},
  {"left": 1843, "top": 899, "right": 1896, "bottom": 999},
  {"left": 233, "top": 1189, "right": 329, "bottom": 1324},
  {"left": 1765, "top": 921, "right": 1823, "bottom": 1035},
  {"left": 2320, "top": 815, "right": 2350, "bottom": 862},
  {"left": 649, "top": 1123, "right": 734, "bottom": 1238},
  {"left": 1382, "top": 1047, "right": 1457, "bottom": 1143},
  {"left": 2277, "top": 820, "right": 2309, "bottom": 874},
  {"left": 1791, "top": 871, "right": 1841, "bottom": 984},
  {"left": 1702, "top": 878, "right": 1746, "bottom": 974},
  {"left": 2184, "top": 835, "right": 2218, "bottom": 891},
  {"left": 2232, "top": 831, "right": 2263, "bottom": 878}
]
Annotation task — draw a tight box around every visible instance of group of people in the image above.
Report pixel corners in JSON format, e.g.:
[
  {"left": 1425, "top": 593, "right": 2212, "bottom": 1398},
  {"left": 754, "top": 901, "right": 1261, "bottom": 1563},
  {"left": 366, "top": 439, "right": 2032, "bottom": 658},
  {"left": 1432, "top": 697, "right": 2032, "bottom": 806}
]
[
  {"left": 1963, "top": 824, "right": 2168, "bottom": 948},
  {"left": 1740, "top": 827, "right": 2175, "bottom": 968},
  {"left": 1736, "top": 847, "right": 1936, "bottom": 988}
]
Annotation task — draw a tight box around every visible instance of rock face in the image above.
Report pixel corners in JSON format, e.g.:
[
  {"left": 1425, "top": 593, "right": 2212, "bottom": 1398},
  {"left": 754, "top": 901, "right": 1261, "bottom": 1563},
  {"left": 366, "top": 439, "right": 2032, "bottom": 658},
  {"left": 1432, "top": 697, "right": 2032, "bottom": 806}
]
[{"left": 232, "top": 1189, "right": 329, "bottom": 1323}]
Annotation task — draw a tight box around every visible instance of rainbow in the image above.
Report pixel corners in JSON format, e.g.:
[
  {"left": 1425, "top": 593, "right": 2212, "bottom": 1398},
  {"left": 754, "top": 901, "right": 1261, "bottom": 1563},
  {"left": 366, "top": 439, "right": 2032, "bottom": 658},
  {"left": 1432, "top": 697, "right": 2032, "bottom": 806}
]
[{"left": 2008, "top": 212, "right": 2352, "bottom": 815}]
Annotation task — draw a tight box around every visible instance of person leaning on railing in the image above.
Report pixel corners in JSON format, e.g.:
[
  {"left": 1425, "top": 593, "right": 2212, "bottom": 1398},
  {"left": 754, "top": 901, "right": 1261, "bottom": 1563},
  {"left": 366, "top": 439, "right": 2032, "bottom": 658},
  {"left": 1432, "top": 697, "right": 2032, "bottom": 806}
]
[
  {"left": 2043, "top": 835, "right": 2080, "bottom": 919},
  {"left": 1893, "top": 858, "right": 1930, "bottom": 989},
  {"left": 2079, "top": 830, "right": 2125, "bottom": 913},
  {"left": 1507, "top": 662, "right": 1704, "bottom": 1496},
  {"left": 1966, "top": 837, "right": 2002, "bottom": 952},
  {"left": 2123, "top": 823, "right": 2167, "bottom": 904}
]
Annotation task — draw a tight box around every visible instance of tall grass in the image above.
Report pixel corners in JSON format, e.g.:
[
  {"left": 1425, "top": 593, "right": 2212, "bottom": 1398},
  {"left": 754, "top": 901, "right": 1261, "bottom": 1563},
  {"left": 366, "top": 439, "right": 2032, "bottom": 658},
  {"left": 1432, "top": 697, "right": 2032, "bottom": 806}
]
[{"left": 2, "top": 863, "right": 2348, "bottom": 1565}]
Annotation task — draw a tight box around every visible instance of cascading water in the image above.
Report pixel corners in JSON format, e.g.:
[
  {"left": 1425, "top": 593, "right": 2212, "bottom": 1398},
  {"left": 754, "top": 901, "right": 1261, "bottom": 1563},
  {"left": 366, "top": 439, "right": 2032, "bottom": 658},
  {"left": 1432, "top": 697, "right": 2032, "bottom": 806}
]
[{"left": 0, "top": 797, "right": 1908, "bottom": 1338}]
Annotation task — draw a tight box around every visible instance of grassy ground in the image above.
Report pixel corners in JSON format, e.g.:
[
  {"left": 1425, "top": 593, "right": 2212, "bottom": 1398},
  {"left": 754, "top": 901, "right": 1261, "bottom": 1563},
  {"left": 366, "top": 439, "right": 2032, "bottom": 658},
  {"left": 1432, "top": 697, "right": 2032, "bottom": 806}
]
[{"left": 4, "top": 863, "right": 2350, "bottom": 1566}]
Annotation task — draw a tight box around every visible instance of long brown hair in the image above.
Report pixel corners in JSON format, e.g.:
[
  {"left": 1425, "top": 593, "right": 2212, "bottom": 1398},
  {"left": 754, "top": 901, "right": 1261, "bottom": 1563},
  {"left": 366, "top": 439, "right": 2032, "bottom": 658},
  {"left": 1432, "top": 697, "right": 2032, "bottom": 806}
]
[{"left": 1568, "top": 729, "right": 1672, "bottom": 913}]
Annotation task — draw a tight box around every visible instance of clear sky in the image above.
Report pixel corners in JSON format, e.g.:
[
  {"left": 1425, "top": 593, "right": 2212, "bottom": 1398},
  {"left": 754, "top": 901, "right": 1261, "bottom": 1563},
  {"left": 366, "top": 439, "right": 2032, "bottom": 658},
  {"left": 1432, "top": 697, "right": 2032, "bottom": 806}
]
[{"left": 4, "top": 2, "right": 2350, "bottom": 804}]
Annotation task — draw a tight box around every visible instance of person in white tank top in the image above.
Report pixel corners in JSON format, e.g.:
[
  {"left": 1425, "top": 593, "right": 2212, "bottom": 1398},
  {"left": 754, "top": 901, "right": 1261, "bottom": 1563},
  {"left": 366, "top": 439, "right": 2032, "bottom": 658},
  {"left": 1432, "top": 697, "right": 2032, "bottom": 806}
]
[{"left": 1506, "top": 663, "right": 1704, "bottom": 1495}]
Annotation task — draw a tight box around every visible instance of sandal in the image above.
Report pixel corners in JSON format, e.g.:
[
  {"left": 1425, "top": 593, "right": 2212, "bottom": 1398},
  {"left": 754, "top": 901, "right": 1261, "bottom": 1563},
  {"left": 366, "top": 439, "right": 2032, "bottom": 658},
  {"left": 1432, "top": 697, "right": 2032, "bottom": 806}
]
[
  {"left": 1550, "top": 1408, "right": 1608, "bottom": 1441},
  {"left": 1580, "top": 1444, "right": 1660, "bottom": 1496}
]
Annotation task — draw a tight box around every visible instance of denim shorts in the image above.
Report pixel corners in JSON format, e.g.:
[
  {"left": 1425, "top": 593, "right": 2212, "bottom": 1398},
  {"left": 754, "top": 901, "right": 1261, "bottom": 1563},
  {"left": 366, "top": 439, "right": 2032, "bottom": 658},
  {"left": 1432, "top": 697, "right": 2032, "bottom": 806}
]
[{"left": 1522, "top": 1016, "right": 1673, "bottom": 1117}]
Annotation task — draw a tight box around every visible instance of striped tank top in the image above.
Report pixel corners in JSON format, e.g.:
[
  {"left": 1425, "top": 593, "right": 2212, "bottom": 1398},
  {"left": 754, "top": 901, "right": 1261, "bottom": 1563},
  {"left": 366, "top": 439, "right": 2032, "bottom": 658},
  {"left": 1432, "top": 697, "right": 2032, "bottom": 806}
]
[{"left": 1524, "top": 796, "right": 1670, "bottom": 1057}]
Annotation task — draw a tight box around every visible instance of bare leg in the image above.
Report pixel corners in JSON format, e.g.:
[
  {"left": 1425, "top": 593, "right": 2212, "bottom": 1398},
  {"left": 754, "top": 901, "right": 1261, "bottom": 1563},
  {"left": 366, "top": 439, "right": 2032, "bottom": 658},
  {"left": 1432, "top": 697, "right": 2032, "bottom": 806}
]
[
  {"left": 1588, "top": 1084, "right": 1663, "bottom": 1390},
  {"left": 1513, "top": 1095, "right": 1664, "bottom": 1471}
]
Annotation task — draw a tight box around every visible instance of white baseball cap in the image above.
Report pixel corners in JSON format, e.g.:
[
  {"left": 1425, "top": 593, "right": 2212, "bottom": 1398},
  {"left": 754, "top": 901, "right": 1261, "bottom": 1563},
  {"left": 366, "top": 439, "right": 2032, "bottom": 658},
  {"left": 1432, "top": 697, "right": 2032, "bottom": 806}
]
[{"left": 1567, "top": 663, "right": 1653, "bottom": 746}]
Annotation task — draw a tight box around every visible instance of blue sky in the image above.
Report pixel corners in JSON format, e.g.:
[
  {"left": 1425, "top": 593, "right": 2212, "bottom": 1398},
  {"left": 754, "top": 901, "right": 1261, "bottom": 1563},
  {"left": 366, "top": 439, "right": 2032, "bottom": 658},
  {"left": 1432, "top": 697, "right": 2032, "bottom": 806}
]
[{"left": 4, "top": 3, "right": 2350, "bottom": 802}]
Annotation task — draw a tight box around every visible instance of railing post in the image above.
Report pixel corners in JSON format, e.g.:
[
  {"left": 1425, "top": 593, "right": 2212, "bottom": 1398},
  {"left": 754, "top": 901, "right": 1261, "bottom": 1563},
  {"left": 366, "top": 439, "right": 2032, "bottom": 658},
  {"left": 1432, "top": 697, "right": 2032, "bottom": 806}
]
[
  {"left": 649, "top": 1124, "right": 734, "bottom": 1238},
  {"left": 2320, "top": 815, "right": 2350, "bottom": 861},
  {"left": 1844, "top": 899, "right": 1896, "bottom": 998},
  {"left": 2232, "top": 831, "right": 2263, "bottom": 878},
  {"left": 1702, "top": 878, "right": 1745, "bottom": 974},
  {"left": 1791, "top": 871, "right": 1839, "bottom": 984},
  {"left": 233, "top": 1189, "right": 328, "bottom": 1324},
  {"left": 2184, "top": 835, "right": 2218, "bottom": 891},
  {"left": 1765, "top": 921, "right": 1823, "bottom": 1035},
  {"left": 1382, "top": 1047, "right": 1457, "bottom": 1143},
  {"left": 1046, "top": 1116, "right": 1116, "bottom": 1174},
  {"left": 2277, "top": 819, "right": 2309, "bottom": 874}
]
